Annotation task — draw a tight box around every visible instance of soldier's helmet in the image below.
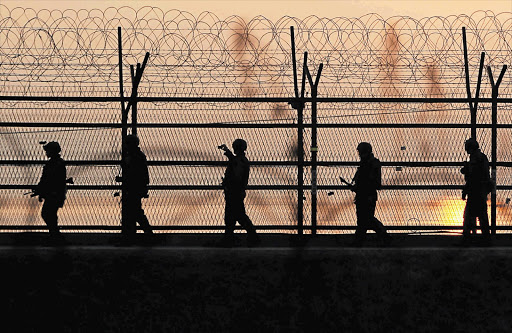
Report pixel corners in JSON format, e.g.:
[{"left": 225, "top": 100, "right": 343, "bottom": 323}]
[
  {"left": 125, "top": 134, "right": 140, "bottom": 147},
  {"left": 464, "top": 138, "right": 479, "bottom": 150},
  {"left": 357, "top": 142, "right": 372, "bottom": 154},
  {"left": 43, "top": 141, "right": 61, "bottom": 154},
  {"left": 232, "top": 138, "right": 247, "bottom": 152}
]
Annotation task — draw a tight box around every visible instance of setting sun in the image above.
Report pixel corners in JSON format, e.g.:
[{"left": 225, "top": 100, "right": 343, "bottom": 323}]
[{"left": 438, "top": 195, "right": 489, "bottom": 228}]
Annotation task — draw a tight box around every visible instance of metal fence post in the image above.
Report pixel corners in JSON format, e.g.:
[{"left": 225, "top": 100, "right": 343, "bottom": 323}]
[
  {"left": 290, "top": 26, "right": 305, "bottom": 235},
  {"left": 305, "top": 61, "right": 323, "bottom": 235},
  {"left": 487, "top": 64, "right": 508, "bottom": 235},
  {"left": 118, "top": 27, "right": 128, "bottom": 234},
  {"left": 117, "top": 38, "right": 150, "bottom": 231},
  {"left": 462, "top": 27, "right": 485, "bottom": 140},
  {"left": 125, "top": 54, "right": 149, "bottom": 135}
]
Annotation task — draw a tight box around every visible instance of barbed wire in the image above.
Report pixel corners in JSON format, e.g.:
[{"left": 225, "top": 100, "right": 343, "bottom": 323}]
[
  {"left": 0, "top": 5, "right": 510, "bottom": 98},
  {"left": 1, "top": 6, "right": 512, "bottom": 230}
]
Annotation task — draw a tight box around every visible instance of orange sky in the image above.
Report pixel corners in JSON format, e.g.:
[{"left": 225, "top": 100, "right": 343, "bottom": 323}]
[
  {"left": 2, "top": 0, "right": 511, "bottom": 19},
  {"left": 1, "top": 0, "right": 510, "bottom": 230}
]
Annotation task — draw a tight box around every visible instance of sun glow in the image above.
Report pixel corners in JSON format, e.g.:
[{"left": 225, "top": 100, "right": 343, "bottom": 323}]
[{"left": 438, "top": 196, "right": 468, "bottom": 226}]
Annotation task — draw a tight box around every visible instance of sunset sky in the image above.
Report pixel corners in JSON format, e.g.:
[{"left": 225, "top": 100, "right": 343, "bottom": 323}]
[
  {"left": 0, "top": 0, "right": 510, "bottom": 230},
  {"left": 2, "top": 0, "right": 511, "bottom": 19}
]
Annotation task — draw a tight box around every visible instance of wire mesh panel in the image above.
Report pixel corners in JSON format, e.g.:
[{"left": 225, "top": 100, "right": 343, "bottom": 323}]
[
  {"left": 0, "top": 189, "right": 120, "bottom": 232},
  {"left": 144, "top": 189, "right": 298, "bottom": 232},
  {"left": 0, "top": 6, "right": 511, "bottom": 233},
  {"left": 313, "top": 189, "right": 475, "bottom": 233}
]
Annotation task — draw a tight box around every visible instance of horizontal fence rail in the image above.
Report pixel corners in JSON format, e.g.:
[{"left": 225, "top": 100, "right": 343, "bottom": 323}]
[
  {"left": 1, "top": 6, "right": 511, "bottom": 234},
  {"left": 1, "top": 96, "right": 512, "bottom": 103}
]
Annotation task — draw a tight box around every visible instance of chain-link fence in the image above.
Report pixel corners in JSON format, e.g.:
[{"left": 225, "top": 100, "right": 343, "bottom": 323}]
[{"left": 0, "top": 6, "right": 511, "bottom": 233}]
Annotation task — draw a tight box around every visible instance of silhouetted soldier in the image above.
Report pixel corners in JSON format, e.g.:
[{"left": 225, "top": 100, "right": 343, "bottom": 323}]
[
  {"left": 460, "top": 138, "right": 491, "bottom": 244},
  {"left": 33, "top": 141, "right": 67, "bottom": 244},
  {"left": 219, "top": 139, "right": 260, "bottom": 247},
  {"left": 350, "top": 142, "right": 389, "bottom": 246},
  {"left": 116, "top": 134, "right": 153, "bottom": 243}
]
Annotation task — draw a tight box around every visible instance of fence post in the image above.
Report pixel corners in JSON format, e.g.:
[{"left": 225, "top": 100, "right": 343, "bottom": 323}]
[
  {"left": 130, "top": 65, "right": 137, "bottom": 136},
  {"left": 290, "top": 26, "right": 304, "bottom": 235},
  {"left": 305, "top": 61, "right": 323, "bottom": 235},
  {"left": 117, "top": 38, "right": 150, "bottom": 231},
  {"left": 462, "top": 27, "right": 485, "bottom": 140},
  {"left": 487, "top": 64, "right": 508, "bottom": 235},
  {"left": 118, "top": 27, "right": 128, "bottom": 233},
  {"left": 125, "top": 53, "right": 149, "bottom": 135}
]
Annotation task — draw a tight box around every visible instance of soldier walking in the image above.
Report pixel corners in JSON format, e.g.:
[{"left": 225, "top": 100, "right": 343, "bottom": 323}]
[
  {"left": 33, "top": 141, "right": 67, "bottom": 245},
  {"left": 116, "top": 134, "right": 153, "bottom": 244},
  {"left": 218, "top": 139, "right": 260, "bottom": 247},
  {"left": 350, "top": 142, "right": 389, "bottom": 246},
  {"left": 460, "top": 138, "right": 491, "bottom": 244}
]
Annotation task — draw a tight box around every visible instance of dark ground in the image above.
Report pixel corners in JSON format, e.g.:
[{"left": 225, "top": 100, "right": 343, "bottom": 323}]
[{"left": 2, "top": 233, "right": 512, "bottom": 332}]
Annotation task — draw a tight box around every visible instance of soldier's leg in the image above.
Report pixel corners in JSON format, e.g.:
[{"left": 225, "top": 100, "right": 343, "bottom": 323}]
[
  {"left": 41, "top": 200, "right": 60, "bottom": 236},
  {"left": 137, "top": 209, "right": 153, "bottom": 234},
  {"left": 371, "top": 217, "right": 389, "bottom": 245},
  {"left": 132, "top": 197, "right": 152, "bottom": 234},
  {"left": 371, "top": 217, "right": 386, "bottom": 233},
  {"left": 476, "top": 197, "right": 489, "bottom": 236},
  {"left": 224, "top": 195, "right": 236, "bottom": 238},
  {"left": 367, "top": 196, "right": 387, "bottom": 237},
  {"left": 123, "top": 195, "right": 137, "bottom": 236},
  {"left": 237, "top": 212, "right": 256, "bottom": 234},
  {"left": 235, "top": 195, "right": 260, "bottom": 246},
  {"left": 463, "top": 199, "right": 477, "bottom": 237},
  {"left": 235, "top": 195, "right": 256, "bottom": 235},
  {"left": 354, "top": 198, "right": 369, "bottom": 243}
]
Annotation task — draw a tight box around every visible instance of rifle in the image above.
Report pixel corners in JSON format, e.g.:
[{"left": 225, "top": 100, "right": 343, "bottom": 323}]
[
  {"left": 24, "top": 189, "right": 42, "bottom": 202},
  {"left": 24, "top": 177, "right": 74, "bottom": 200},
  {"left": 339, "top": 177, "right": 354, "bottom": 189}
]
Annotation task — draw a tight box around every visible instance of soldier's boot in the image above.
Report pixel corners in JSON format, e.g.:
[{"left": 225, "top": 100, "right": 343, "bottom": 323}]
[
  {"left": 218, "top": 233, "right": 235, "bottom": 248},
  {"left": 480, "top": 231, "right": 491, "bottom": 247},
  {"left": 458, "top": 234, "right": 472, "bottom": 247},
  {"left": 377, "top": 232, "right": 391, "bottom": 247},
  {"left": 45, "top": 217, "right": 65, "bottom": 246},
  {"left": 139, "top": 210, "right": 153, "bottom": 234},
  {"left": 247, "top": 232, "right": 261, "bottom": 247},
  {"left": 350, "top": 228, "right": 366, "bottom": 247}
]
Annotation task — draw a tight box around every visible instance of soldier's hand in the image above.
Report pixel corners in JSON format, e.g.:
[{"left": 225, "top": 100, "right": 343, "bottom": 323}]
[
  {"left": 30, "top": 187, "right": 39, "bottom": 198},
  {"left": 460, "top": 162, "right": 469, "bottom": 174}
]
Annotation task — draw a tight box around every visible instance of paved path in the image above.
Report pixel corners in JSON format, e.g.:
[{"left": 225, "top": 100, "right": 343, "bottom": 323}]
[{"left": 2, "top": 234, "right": 512, "bottom": 332}]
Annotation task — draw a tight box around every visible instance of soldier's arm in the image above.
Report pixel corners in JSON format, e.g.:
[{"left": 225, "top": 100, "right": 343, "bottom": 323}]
[
  {"left": 135, "top": 154, "right": 150, "bottom": 197},
  {"left": 483, "top": 154, "right": 490, "bottom": 179},
  {"left": 60, "top": 162, "right": 67, "bottom": 185},
  {"left": 374, "top": 160, "right": 382, "bottom": 190},
  {"left": 470, "top": 153, "right": 488, "bottom": 182},
  {"left": 465, "top": 157, "right": 476, "bottom": 188},
  {"left": 351, "top": 169, "right": 359, "bottom": 192},
  {"left": 241, "top": 159, "right": 250, "bottom": 188},
  {"left": 143, "top": 157, "right": 150, "bottom": 194},
  {"left": 368, "top": 160, "right": 382, "bottom": 190},
  {"left": 224, "top": 149, "right": 235, "bottom": 160},
  {"left": 139, "top": 153, "right": 149, "bottom": 185},
  {"left": 231, "top": 159, "right": 247, "bottom": 188},
  {"left": 35, "top": 164, "right": 49, "bottom": 194}
]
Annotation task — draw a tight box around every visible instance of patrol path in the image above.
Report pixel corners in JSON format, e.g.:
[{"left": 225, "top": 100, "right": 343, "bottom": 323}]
[{"left": 1, "top": 234, "right": 512, "bottom": 332}]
